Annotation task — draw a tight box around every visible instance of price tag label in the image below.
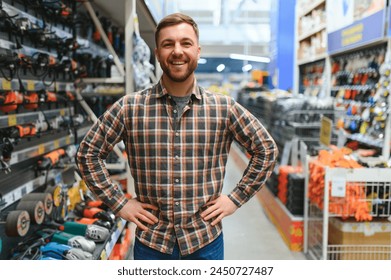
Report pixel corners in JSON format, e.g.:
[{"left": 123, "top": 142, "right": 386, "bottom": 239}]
[
  {"left": 100, "top": 249, "right": 107, "bottom": 260},
  {"left": 38, "top": 144, "right": 45, "bottom": 155},
  {"left": 53, "top": 139, "right": 60, "bottom": 149},
  {"left": 27, "top": 80, "right": 35, "bottom": 91},
  {"left": 331, "top": 178, "right": 346, "bottom": 197},
  {"left": 320, "top": 116, "right": 333, "bottom": 147},
  {"left": 8, "top": 114, "right": 17, "bottom": 126},
  {"left": 2, "top": 79, "right": 12, "bottom": 90}
]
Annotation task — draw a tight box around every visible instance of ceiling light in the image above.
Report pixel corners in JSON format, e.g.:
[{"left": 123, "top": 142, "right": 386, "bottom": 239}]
[
  {"left": 216, "top": 64, "right": 225, "bottom": 72},
  {"left": 242, "top": 64, "right": 253, "bottom": 72},
  {"left": 229, "top": 53, "right": 271, "bottom": 63},
  {"left": 198, "top": 58, "right": 207, "bottom": 64}
]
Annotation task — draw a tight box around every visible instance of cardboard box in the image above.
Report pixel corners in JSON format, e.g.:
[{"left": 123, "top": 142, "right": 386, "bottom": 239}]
[{"left": 328, "top": 217, "right": 391, "bottom": 260}]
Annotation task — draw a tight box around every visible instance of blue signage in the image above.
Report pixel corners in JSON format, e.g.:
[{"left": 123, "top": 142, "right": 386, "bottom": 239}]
[{"left": 328, "top": 9, "right": 385, "bottom": 54}]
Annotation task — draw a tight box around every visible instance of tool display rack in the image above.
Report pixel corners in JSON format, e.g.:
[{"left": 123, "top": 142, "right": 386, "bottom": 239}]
[
  {"left": 0, "top": 0, "right": 138, "bottom": 260},
  {"left": 304, "top": 165, "right": 391, "bottom": 260},
  {"left": 293, "top": 1, "right": 391, "bottom": 259},
  {"left": 294, "top": 0, "right": 391, "bottom": 160}
]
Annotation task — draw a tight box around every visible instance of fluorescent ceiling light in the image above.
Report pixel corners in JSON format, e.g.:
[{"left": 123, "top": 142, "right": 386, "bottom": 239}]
[
  {"left": 198, "top": 58, "right": 207, "bottom": 64},
  {"left": 229, "top": 53, "right": 271, "bottom": 63},
  {"left": 242, "top": 64, "right": 253, "bottom": 72},
  {"left": 216, "top": 64, "right": 225, "bottom": 72}
]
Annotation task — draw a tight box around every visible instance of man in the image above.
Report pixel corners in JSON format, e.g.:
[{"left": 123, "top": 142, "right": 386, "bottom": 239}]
[{"left": 76, "top": 13, "right": 278, "bottom": 260}]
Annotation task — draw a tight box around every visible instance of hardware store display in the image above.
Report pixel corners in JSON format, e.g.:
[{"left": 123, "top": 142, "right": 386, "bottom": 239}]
[
  {"left": 0, "top": 0, "right": 134, "bottom": 260},
  {"left": 1, "top": 0, "right": 391, "bottom": 262}
]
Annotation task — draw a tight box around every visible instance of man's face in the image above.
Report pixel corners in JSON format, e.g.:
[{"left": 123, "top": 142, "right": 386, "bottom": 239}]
[{"left": 155, "top": 23, "right": 200, "bottom": 83}]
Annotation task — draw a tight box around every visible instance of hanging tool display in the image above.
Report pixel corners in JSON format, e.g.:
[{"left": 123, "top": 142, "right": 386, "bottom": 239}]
[
  {"left": 0, "top": 0, "right": 128, "bottom": 260},
  {"left": 132, "top": 13, "right": 154, "bottom": 90}
]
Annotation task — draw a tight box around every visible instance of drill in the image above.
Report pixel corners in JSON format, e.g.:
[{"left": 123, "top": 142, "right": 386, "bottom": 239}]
[{"left": 74, "top": 202, "right": 115, "bottom": 227}]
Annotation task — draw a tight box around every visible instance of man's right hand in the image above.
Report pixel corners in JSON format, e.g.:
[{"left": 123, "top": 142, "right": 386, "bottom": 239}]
[{"left": 117, "top": 199, "right": 159, "bottom": 231}]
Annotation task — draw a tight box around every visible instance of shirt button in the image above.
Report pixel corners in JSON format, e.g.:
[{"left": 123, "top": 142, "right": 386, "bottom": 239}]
[
  {"left": 175, "top": 224, "right": 180, "bottom": 228},
  {"left": 175, "top": 201, "right": 179, "bottom": 206},
  {"left": 175, "top": 179, "right": 179, "bottom": 183},
  {"left": 174, "top": 155, "right": 179, "bottom": 160},
  {"left": 173, "top": 109, "right": 177, "bottom": 113},
  {"left": 175, "top": 132, "right": 179, "bottom": 137}
]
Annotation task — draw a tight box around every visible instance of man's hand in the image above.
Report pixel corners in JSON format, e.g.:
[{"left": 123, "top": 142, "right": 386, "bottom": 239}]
[
  {"left": 117, "top": 198, "right": 159, "bottom": 231},
  {"left": 200, "top": 195, "right": 239, "bottom": 226}
]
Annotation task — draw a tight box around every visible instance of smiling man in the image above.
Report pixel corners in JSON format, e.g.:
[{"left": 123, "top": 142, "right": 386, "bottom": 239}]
[{"left": 76, "top": 13, "right": 278, "bottom": 260}]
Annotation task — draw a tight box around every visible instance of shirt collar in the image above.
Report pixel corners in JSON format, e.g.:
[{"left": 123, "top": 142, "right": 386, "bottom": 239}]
[{"left": 156, "top": 78, "right": 202, "bottom": 101}]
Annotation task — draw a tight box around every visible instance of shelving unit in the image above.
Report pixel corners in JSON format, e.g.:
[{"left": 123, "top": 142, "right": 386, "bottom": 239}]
[
  {"left": 295, "top": 1, "right": 391, "bottom": 156},
  {"left": 292, "top": 1, "right": 391, "bottom": 260},
  {"left": 296, "top": 1, "right": 327, "bottom": 60},
  {"left": 0, "top": 0, "right": 157, "bottom": 260},
  {"left": 295, "top": 0, "right": 328, "bottom": 99}
]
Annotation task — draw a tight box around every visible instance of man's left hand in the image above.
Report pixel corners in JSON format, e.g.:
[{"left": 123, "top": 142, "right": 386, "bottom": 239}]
[{"left": 200, "top": 195, "right": 239, "bottom": 226}]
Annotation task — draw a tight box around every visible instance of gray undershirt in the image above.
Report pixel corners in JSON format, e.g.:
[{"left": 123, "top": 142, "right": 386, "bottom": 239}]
[{"left": 170, "top": 94, "right": 191, "bottom": 114}]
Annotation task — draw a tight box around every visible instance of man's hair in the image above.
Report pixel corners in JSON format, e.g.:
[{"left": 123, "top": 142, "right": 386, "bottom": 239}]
[{"left": 155, "top": 13, "right": 199, "bottom": 46}]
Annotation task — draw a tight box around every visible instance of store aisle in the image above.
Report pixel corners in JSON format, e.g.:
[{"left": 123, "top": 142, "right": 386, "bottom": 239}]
[{"left": 222, "top": 144, "right": 306, "bottom": 260}]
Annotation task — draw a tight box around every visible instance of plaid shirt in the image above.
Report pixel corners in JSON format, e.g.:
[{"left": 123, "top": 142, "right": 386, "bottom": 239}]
[{"left": 76, "top": 80, "right": 278, "bottom": 256}]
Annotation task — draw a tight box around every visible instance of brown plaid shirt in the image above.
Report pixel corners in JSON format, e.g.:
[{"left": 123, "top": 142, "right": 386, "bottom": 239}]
[{"left": 76, "top": 80, "right": 278, "bottom": 256}]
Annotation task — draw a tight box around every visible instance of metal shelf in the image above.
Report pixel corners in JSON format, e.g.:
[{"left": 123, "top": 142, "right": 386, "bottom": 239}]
[{"left": 0, "top": 107, "right": 74, "bottom": 129}]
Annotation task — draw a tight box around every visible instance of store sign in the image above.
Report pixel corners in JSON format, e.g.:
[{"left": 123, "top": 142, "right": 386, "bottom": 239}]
[
  {"left": 320, "top": 116, "right": 333, "bottom": 147},
  {"left": 327, "top": 0, "right": 386, "bottom": 54}
]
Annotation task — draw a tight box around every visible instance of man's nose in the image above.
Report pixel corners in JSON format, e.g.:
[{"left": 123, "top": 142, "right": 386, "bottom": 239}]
[{"left": 172, "top": 43, "right": 183, "bottom": 56}]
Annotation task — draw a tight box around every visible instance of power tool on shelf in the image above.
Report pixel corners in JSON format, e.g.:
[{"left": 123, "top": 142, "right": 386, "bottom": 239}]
[
  {"left": 74, "top": 202, "right": 115, "bottom": 227},
  {"left": 72, "top": 217, "right": 111, "bottom": 230},
  {"left": 38, "top": 228, "right": 96, "bottom": 253},
  {"left": 37, "top": 148, "right": 65, "bottom": 170},
  {"left": 39, "top": 242, "right": 92, "bottom": 260},
  {"left": 0, "top": 91, "right": 24, "bottom": 113},
  {"left": 0, "top": 136, "right": 16, "bottom": 173},
  {"left": 59, "top": 220, "right": 110, "bottom": 243}
]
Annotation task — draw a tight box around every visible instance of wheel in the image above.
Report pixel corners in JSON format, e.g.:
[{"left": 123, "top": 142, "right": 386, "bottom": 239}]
[
  {"left": 16, "top": 200, "right": 45, "bottom": 225},
  {"left": 5, "top": 210, "right": 30, "bottom": 237}
]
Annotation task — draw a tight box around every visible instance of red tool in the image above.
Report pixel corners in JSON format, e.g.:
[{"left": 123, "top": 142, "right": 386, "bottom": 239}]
[
  {"left": 37, "top": 148, "right": 65, "bottom": 170},
  {"left": 0, "top": 91, "right": 24, "bottom": 113}
]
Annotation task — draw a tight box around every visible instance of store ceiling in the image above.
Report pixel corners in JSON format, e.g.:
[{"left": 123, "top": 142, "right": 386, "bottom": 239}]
[{"left": 90, "top": 0, "right": 271, "bottom": 73}]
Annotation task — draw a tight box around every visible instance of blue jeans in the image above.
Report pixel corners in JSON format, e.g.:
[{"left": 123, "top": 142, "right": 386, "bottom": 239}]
[{"left": 133, "top": 233, "right": 224, "bottom": 260}]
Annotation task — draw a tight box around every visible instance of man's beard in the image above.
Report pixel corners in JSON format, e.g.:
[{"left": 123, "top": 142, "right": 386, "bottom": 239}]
[{"left": 161, "top": 61, "right": 198, "bottom": 82}]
